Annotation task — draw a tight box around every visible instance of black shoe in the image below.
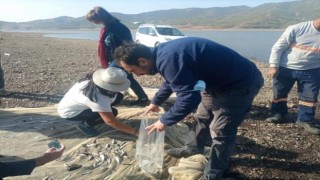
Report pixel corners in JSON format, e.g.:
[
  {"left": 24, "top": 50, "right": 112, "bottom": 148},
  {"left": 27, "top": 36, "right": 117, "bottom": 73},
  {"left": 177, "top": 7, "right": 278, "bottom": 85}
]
[
  {"left": 265, "top": 114, "right": 286, "bottom": 123},
  {"left": 76, "top": 122, "right": 100, "bottom": 137},
  {"left": 111, "top": 107, "right": 118, "bottom": 117},
  {"left": 0, "top": 89, "right": 11, "bottom": 96},
  {"left": 129, "top": 98, "right": 150, "bottom": 106},
  {"left": 167, "top": 146, "right": 204, "bottom": 158},
  {"left": 222, "top": 170, "right": 242, "bottom": 180},
  {"left": 296, "top": 120, "right": 320, "bottom": 135}
]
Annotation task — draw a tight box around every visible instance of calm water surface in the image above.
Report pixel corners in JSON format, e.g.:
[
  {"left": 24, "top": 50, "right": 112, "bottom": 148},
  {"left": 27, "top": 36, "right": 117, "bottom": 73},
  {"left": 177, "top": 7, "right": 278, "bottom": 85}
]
[{"left": 42, "top": 29, "right": 284, "bottom": 63}]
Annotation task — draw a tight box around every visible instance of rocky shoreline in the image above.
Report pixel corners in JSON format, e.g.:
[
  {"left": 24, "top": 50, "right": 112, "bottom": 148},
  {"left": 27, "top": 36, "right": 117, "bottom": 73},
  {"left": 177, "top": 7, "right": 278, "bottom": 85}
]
[
  {"left": 1, "top": 32, "right": 319, "bottom": 179},
  {"left": 0, "top": 31, "right": 273, "bottom": 108}
]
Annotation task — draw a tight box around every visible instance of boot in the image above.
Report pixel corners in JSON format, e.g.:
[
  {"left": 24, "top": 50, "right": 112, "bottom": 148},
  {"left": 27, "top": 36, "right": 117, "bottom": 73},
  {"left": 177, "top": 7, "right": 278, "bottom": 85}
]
[
  {"left": 128, "top": 98, "right": 150, "bottom": 106},
  {"left": 265, "top": 114, "right": 286, "bottom": 123},
  {"left": 76, "top": 122, "right": 100, "bottom": 137},
  {"left": 296, "top": 120, "right": 320, "bottom": 135}
]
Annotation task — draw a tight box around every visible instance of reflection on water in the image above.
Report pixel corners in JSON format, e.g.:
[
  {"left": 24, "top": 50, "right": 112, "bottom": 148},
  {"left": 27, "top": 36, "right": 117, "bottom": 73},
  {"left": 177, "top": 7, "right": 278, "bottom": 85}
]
[{"left": 40, "top": 29, "right": 284, "bottom": 63}]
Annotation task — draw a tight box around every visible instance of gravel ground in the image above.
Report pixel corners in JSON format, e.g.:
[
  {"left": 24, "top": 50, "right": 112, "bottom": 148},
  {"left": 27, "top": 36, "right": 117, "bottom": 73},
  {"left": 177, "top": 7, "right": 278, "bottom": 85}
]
[{"left": 0, "top": 32, "right": 319, "bottom": 180}]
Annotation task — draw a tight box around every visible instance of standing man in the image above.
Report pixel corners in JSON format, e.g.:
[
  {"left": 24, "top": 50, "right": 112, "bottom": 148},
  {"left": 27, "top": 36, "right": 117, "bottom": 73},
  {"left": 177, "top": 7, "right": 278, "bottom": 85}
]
[
  {"left": 114, "top": 37, "right": 263, "bottom": 179},
  {"left": 266, "top": 18, "right": 320, "bottom": 135}
]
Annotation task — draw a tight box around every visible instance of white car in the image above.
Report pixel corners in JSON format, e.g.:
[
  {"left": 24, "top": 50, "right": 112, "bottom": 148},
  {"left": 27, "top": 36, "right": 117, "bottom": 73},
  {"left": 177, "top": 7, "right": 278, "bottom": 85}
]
[{"left": 135, "top": 24, "right": 186, "bottom": 47}]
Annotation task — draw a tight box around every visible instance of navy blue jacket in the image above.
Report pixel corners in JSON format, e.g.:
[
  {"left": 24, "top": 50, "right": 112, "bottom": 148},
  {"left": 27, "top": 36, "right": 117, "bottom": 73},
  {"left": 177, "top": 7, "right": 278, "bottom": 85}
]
[
  {"left": 151, "top": 37, "right": 259, "bottom": 126},
  {"left": 104, "top": 21, "right": 133, "bottom": 62}
]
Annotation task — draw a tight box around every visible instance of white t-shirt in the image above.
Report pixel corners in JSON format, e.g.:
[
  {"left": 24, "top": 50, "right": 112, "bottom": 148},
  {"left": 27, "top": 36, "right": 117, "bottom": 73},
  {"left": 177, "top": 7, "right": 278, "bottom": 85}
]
[{"left": 57, "top": 80, "right": 116, "bottom": 118}]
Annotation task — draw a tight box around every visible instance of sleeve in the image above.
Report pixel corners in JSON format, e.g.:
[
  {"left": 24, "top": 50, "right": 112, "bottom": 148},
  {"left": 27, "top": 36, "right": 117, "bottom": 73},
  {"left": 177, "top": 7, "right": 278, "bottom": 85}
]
[
  {"left": 98, "top": 27, "right": 109, "bottom": 68},
  {"left": 160, "top": 91, "right": 201, "bottom": 126},
  {"left": 151, "top": 81, "right": 173, "bottom": 105},
  {"left": 155, "top": 54, "right": 202, "bottom": 126},
  {"left": 0, "top": 160, "right": 36, "bottom": 178},
  {"left": 269, "top": 26, "right": 295, "bottom": 67}
]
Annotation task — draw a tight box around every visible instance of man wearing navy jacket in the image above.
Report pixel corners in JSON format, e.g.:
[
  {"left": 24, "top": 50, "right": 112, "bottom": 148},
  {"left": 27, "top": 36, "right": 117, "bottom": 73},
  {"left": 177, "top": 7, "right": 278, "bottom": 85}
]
[{"left": 114, "top": 37, "right": 263, "bottom": 179}]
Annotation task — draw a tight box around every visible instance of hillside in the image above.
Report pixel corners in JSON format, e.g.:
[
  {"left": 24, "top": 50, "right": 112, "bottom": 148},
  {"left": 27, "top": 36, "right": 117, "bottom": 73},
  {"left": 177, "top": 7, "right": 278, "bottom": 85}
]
[{"left": 0, "top": 0, "right": 319, "bottom": 30}]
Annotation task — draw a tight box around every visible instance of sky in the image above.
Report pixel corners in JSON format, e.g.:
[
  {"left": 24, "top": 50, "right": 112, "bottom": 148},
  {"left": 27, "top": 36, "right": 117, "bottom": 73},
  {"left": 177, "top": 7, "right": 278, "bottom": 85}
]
[{"left": 0, "top": 0, "right": 297, "bottom": 22}]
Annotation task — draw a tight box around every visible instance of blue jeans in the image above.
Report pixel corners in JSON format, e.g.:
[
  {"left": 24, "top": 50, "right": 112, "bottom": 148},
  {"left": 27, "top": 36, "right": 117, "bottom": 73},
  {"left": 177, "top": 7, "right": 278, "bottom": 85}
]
[
  {"left": 200, "top": 70, "right": 264, "bottom": 179},
  {"left": 271, "top": 67, "right": 320, "bottom": 122},
  {"left": 109, "top": 62, "right": 148, "bottom": 100}
]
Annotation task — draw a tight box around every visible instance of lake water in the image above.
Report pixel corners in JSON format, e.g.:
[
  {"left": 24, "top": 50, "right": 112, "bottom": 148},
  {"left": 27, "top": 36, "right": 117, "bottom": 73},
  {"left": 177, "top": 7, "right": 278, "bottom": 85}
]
[{"left": 42, "top": 29, "right": 284, "bottom": 63}]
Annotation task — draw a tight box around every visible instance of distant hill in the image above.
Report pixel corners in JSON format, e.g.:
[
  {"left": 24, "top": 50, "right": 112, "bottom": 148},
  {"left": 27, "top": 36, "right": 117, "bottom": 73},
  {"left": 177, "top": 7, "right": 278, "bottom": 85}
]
[{"left": 0, "top": 0, "right": 319, "bottom": 30}]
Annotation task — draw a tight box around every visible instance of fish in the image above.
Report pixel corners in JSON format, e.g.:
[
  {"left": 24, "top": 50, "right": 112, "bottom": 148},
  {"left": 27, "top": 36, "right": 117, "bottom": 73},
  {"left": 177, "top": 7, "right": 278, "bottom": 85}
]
[
  {"left": 65, "top": 163, "right": 82, "bottom": 171},
  {"left": 62, "top": 174, "right": 71, "bottom": 180}
]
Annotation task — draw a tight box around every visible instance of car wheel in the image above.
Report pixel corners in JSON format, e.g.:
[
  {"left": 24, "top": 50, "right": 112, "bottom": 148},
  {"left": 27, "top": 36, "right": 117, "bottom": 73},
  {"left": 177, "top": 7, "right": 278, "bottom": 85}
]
[
  {"left": 155, "top": 42, "right": 160, "bottom": 47},
  {"left": 136, "top": 40, "right": 140, "bottom": 44}
]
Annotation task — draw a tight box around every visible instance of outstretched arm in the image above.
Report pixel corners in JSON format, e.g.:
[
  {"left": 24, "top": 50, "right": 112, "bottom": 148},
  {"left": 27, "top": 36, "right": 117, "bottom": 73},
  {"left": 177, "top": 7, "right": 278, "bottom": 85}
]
[
  {"left": 35, "top": 144, "right": 65, "bottom": 167},
  {"left": 99, "top": 112, "right": 139, "bottom": 136},
  {"left": 0, "top": 144, "right": 65, "bottom": 178}
]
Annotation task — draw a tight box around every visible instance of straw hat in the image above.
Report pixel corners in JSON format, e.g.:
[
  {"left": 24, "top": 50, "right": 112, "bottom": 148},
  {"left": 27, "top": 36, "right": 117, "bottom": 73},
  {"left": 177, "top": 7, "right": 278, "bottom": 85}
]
[{"left": 93, "top": 67, "right": 130, "bottom": 92}]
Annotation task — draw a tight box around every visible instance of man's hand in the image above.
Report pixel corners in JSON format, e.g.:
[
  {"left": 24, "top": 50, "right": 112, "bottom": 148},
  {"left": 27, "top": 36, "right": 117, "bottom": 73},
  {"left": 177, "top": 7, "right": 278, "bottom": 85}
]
[
  {"left": 145, "top": 104, "right": 160, "bottom": 114},
  {"left": 146, "top": 120, "right": 165, "bottom": 134},
  {"left": 267, "top": 67, "right": 278, "bottom": 78},
  {"left": 36, "top": 144, "right": 65, "bottom": 167}
]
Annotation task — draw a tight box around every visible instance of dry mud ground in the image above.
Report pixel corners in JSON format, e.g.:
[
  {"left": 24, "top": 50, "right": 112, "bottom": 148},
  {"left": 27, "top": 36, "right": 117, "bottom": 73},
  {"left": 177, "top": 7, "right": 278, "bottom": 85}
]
[{"left": 0, "top": 32, "right": 320, "bottom": 179}]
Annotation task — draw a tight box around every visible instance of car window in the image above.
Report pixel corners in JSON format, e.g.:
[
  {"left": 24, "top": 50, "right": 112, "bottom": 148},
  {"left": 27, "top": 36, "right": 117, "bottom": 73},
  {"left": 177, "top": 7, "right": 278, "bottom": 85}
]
[
  {"left": 138, "top": 27, "right": 148, "bottom": 35},
  {"left": 156, "top": 27, "right": 185, "bottom": 36},
  {"left": 148, "top": 28, "right": 156, "bottom": 35}
]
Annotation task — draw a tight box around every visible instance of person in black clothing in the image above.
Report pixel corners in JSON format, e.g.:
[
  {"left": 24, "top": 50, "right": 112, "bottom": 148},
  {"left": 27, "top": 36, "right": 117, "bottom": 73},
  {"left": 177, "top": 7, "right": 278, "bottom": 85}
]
[
  {"left": 0, "top": 144, "right": 65, "bottom": 179},
  {"left": 86, "top": 6, "right": 149, "bottom": 106}
]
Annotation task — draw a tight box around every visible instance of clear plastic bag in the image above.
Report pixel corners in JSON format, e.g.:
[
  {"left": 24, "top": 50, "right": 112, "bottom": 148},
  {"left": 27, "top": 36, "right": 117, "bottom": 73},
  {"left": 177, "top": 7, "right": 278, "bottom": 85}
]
[{"left": 136, "top": 115, "right": 165, "bottom": 174}]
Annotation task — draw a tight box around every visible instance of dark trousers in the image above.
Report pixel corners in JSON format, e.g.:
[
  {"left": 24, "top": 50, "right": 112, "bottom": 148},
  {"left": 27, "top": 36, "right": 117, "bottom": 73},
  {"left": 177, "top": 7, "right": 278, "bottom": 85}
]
[
  {"left": 109, "top": 62, "right": 148, "bottom": 100},
  {"left": 0, "top": 56, "right": 4, "bottom": 89},
  {"left": 271, "top": 67, "right": 320, "bottom": 122},
  {"left": 67, "top": 109, "right": 102, "bottom": 126},
  {"left": 197, "top": 71, "right": 264, "bottom": 179}
]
